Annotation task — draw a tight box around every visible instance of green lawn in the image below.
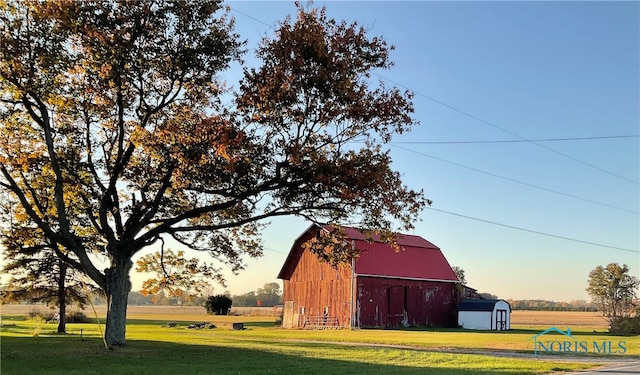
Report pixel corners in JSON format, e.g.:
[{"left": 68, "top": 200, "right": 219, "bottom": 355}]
[{"left": 1, "top": 314, "right": 635, "bottom": 375}]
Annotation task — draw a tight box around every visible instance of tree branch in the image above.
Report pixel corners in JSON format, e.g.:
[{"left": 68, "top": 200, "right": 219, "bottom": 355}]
[
  {"left": 84, "top": 114, "right": 106, "bottom": 193},
  {"left": 23, "top": 91, "right": 72, "bottom": 237}
]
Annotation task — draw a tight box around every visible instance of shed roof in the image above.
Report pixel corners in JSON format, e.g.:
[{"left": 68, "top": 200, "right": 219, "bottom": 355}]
[
  {"left": 458, "top": 299, "right": 510, "bottom": 312},
  {"left": 277, "top": 224, "right": 458, "bottom": 282}
]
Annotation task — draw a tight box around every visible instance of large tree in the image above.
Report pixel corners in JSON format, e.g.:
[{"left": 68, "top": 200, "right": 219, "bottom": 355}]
[
  {"left": 0, "top": 1, "right": 426, "bottom": 346},
  {"left": 586, "top": 263, "right": 639, "bottom": 324}
]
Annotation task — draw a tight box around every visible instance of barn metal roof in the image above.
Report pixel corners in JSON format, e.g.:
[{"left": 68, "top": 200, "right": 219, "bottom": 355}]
[
  {"left": 277, "top": 224, "right": 458, "bottom": 282},
  {"left": 458, "top": 299, "right": 510, "bottom": 312}
]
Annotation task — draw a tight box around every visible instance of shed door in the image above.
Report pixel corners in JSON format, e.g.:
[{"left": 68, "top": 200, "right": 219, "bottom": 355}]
[
  {"left": 495, "top": 309, "right": 507, "bottom": 330},
  {"left": 387, "top": 286, "right": 406, "bottom": 327}
]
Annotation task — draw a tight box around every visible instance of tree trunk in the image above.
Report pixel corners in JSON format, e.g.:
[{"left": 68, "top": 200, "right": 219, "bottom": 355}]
[
  {"left": 57, "top": 261, "right": 67, "bottom": 334},
  {"left": 104, "top": 259, "right": 133, "bottom": 347}
]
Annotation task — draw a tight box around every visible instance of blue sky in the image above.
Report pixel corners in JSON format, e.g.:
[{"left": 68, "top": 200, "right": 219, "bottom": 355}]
[{"left": 136, "top": 1, "right": 640, "bottom": 301}]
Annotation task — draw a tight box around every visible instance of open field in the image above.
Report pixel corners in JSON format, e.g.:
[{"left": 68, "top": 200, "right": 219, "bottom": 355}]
[
  {"left": 2, "top": 306, "right": 637, "bottom": 375},
  {"left": 0, "top": 305, "right": 612, "bottom": 323},
  {"left": 511, "top": 310, "right": 608, "bottom": 329}
]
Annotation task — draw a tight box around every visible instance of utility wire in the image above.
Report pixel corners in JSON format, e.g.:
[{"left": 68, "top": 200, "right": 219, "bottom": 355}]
[
  {"left": 375, "top": 73, "right": 639, "bottom": 186},
  {"left": 392, "top": 144, "right": 639, "bottom": 215},
  {"left": 230, "top": 5, "right": 638, "bottom": 186},
  {"left": 264, "top": 247, "right": 288, "bottom": 255},
  {"left": 232, "top": 9, "right": 640, "bottom": 254},
  {"left": 230, "top": 7, "right": 274, "bottom": 28},
  {"left": 426, "top": 207, "right": 639, "bottom": 254},
  {"left": 392, "top": 135, "right": 640, "bottom": 145}
]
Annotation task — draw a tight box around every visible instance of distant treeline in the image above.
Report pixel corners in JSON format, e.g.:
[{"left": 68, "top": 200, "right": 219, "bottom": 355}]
[
  {"left": 506, "top": 299, "right": 598, "bottom": 312},
  {"left": 114, "top": 291, "right": 598, "bottom": 312},
  {"left": 119, "top": 282, "right": 284, "bottom": 307}
]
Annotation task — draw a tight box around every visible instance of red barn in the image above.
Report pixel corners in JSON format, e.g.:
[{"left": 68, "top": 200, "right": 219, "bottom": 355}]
[{"left": 277, "top": 224, "right": 462, "bottom": 329}]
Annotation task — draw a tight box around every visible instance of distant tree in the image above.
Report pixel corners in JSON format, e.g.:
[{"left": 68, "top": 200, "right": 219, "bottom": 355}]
[
  {"left": 569, "top": 299, "right": 591, "bottom": 312},
  {"left": 479, "top": 293, "right": 498, "bottom": 300},
  {"left": 0, "top": 182, "right": 97, "bottom": 333},
  {"left": 1, "top": 217, "right": 92, "bottom": 333},
  {"left": 506, "top": 299, "right": 599, "bottom": 312},
  {"left": 135, "top": 249, "right": 220, "bottom": 306},
  {"left": 204, "top": 294, "right": 232, "bottom": 315},
  {"left": 90, "top": 291, "right": 107, "bottom": 305},
  {"left": 452, "top": 266, "right": 466, "bottom": 285},
  {"left": 232, "top": 291, "right": 258, "bottom": 307},
  {"left": 128, "top": 291, "right": 153, "bottom": 306},
  {"left": 185, "top": 295, "right": 207, "bottom": 307},
  {"left": 232, "top": 282, "right": 283, "bottom": 307},
  {"left": 256, "top": 282, "right": 282, "bottom": 306},
  {"left": 257, "top": 282, "right": 281, "bottom": 296},
  {"left": 586, "top": 263, "right": 639, "bottom": 324},
  {"left": 506, "top": 299, "right": 520, "bottom": 310}
]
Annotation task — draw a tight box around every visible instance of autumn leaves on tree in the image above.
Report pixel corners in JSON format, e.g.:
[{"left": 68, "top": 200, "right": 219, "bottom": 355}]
[{"left": 0, "top": 1, "right": 426, "bottom": 346}]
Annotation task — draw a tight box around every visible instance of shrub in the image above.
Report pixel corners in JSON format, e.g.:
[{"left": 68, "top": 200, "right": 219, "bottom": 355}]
[
  {"left": 609, "top": 316, "right": 640, "bottom": 335},
  {"left": 27, "top": 310, "right": 54, "bottom": 322},
  {"left": 29, "top": 315, "right": 44, "bottom": 337},
  {"left": 66, "top": 311, "right": 91, "bottom": 323},
  {"left": 204, "top": 295, "right": 232, "bottom": 315}
]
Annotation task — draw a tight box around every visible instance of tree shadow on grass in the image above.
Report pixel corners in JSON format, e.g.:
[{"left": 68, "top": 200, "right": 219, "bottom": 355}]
[{"left": 0, "top": 335, "right": 585, "bottom": 375}]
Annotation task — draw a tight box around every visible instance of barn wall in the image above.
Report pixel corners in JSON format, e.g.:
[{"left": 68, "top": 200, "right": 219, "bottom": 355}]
[
  {"left": 356, "top": 277, "right": 456, "bottom": 328},
  {"left": 282, "top": 232, "right": 353, "bottom": 328},
  {"left": 458, "top": 311, "right": 491, "bottom": 330}
]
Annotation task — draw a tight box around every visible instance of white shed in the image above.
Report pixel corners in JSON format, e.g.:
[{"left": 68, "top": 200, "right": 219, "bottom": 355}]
[{"left": 458, "top": 299, "right": 511, "bottom": 330}]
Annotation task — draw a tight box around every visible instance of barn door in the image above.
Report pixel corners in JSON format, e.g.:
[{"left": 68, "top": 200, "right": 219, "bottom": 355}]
[
  {"left": 283, "top": 301, "right": 295, "bottom": 328},
  {"left": 387, "top": 286, "right": 407, "bottom": 327},
  {"left": 495, "top": 309, "right": 507, "bottom": 330}
]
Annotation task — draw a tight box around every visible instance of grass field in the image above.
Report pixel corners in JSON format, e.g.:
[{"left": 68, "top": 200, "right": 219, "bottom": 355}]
[{"left": 1, "top": 306, "right": 637, "bottom": 375}]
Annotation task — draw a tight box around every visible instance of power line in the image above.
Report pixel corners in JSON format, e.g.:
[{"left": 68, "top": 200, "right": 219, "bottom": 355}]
[
  {"left": 230, "top": 5, "right": 638, "bottom": 185},
  {"left": 264, "top": 247, "right": 288, "bottom": 255},
  {"left": 392, "top": 135, "right": 640, "bottom": 145},
  {"left": 229, "top": 5, "right": 639, "bottom": 258},
  {"left": 392, "top": 144, "right": 639, "bottom": 215},
  {"left": 426, "top": 207, "right": 639, "bottom": 254},
  {"left": 231, "top": 4, "right": 638, "bottom": 215},
  {"left": 231, "top": 4, "right": 638, "bottom": 214},
  {"left": 230, "top": 7, "right": 274, "bottom": 28},
  {"left": 375, "top": 72, "right": 639, "bottom": 186}
]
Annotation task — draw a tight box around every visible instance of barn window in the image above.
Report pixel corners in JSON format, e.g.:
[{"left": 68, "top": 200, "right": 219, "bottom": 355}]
[
  {"left": 299, "top": 307, "right": 305, "bottom": 315},
  {"left": 323, "top": 306, "right": 330, "bottom": 316}
]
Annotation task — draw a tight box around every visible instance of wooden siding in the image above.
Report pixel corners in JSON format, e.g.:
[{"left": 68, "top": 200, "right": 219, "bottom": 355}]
[
  {"left": 282, "top": 231, "right": 353, "bottom": 328},
  {"left": 280, "top": 225, "right": 463, "bottom": 329},
  {"left": 356, "top": 276, "right": 456, "bottom": 328}
]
